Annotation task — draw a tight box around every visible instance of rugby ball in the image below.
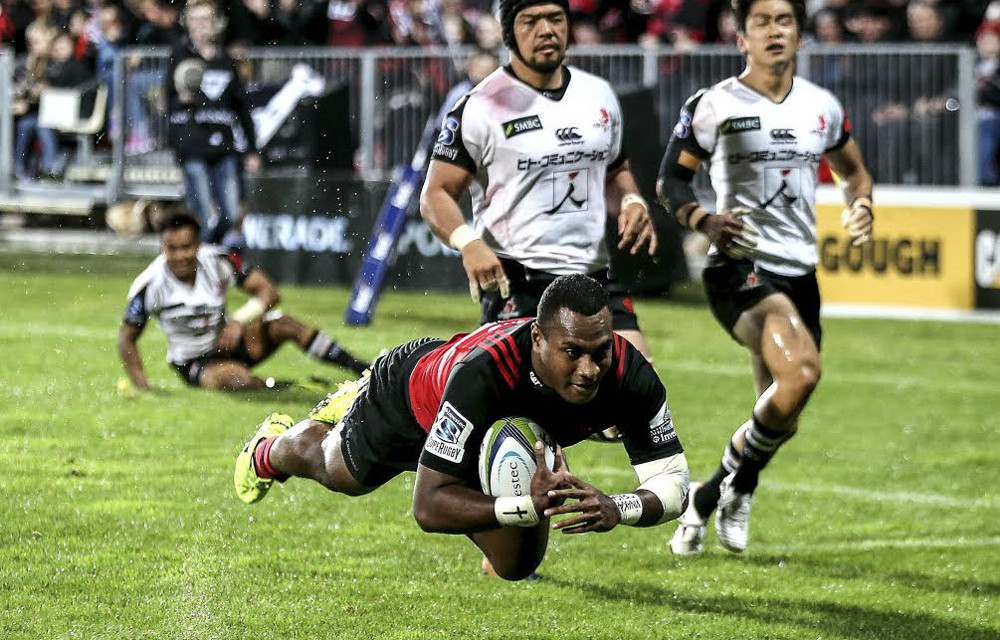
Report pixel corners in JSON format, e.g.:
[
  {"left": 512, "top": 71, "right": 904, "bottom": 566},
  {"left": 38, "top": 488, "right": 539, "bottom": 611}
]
[{"left": 479, "top": 417, "right": 556, "bottom": 497}]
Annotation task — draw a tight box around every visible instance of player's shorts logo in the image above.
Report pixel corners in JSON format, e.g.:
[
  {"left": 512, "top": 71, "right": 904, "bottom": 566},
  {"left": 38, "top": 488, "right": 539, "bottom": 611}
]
[{"left": 503, "top": 115, "right": 543, "bottom": 139}]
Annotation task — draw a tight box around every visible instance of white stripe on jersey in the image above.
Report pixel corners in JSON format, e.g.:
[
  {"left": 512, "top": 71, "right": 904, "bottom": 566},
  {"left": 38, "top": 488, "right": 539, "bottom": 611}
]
[
  {"left": 455, "top": 66, "right": 624, "bottom": 275},
  {"left": 125, "top": 245, "right": 237, "bottom": 363},
  {"left": 690, "top": 76, "right": 849, "bottom": 276}
]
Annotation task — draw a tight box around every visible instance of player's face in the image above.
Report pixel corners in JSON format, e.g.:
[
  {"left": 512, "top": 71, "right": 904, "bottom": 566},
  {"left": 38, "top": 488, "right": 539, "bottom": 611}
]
[
  {"left": 532, "top": 308, "right": 614, "bottom": 404},
  {"left": 513, "top": 5, "right": 568, "bottom": 73},
  {"left": 162, "top": 226, "right": 200, "bottom": 281},
  {"left": 738, "top": 0, "right": 800, "bottom": 69}
]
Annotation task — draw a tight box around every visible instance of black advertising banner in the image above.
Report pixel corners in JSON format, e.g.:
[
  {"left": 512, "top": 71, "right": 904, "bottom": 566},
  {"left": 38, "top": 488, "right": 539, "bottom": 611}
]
[
  {"left": 975, "top": 209, "right": 1000, "bottom": 309},
  {"left": 243, "top": 174, "right": 688, "bottom": 294},
  {"left": 243, "top": 175, "right": 468, "bottom": 289}
]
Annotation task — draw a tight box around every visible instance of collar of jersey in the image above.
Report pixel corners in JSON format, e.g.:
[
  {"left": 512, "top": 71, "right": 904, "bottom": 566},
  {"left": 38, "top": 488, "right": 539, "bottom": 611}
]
[
  {"left": 734, "top": 76, "right": 796, "bottom": 105},
  {"left": 503, "top": 64, "right": 572, "bottom": 101}
]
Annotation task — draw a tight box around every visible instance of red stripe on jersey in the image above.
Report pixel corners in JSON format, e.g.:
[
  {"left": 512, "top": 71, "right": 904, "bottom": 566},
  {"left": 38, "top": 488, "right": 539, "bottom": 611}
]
[
  {"left": 613, "top": 334, "right": 626, "bottom": 381},
  {"left": 481, "top": 340, "right": 516, "bottom": 389},
  {"left": 486, "top": 334, "right": 521, "bottom": 383},
  {"left": 408, "top": 318, "right": 532, "bottom": 432}
]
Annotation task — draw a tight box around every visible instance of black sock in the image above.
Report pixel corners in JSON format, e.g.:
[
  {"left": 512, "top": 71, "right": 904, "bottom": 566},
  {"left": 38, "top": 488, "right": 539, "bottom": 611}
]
[
  {"left": 694, "top": 441, "right": 740, "bottom": 519},
  {"left": 730, "top": 416, "right": 789, "bottom": 494},
  {"left": 306, "top": 331, "right": 370, "bottom": 376}
]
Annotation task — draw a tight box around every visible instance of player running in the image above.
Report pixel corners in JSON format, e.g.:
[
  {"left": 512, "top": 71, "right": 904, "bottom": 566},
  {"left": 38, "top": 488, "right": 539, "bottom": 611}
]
[
  {"left": 118, "top": 212, "right": 369, "bottom": 391},
  {"left": 234, "top": 275, "right": 689, "bottom": 581},
  {"left": 656, "top": 0, "right": 874, "bottom": 554},
  {"left": 420, "top": 0, "right": 657, "bottom": 361}
]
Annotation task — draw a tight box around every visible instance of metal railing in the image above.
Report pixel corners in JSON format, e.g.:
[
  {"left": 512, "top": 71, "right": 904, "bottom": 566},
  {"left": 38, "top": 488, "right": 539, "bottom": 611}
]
[
  {"left": 0, "top": 48, "right": 13, "bottom": 195},
  {"left": 0, "top": 43, "right": 978, "bottom": 201}
]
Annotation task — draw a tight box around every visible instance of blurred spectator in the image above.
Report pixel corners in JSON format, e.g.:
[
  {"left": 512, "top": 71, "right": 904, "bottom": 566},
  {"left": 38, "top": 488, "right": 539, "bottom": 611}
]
[
  {"left": 94, "top": 3, "right": 131, "bottom": 137},
  {"left": 440, "top": 0, "right": 475, "bottom": 45},
  {"left": 13, "top": 19, "right": 57, "bottom": 178},
  {"left": 844, "top": 2, "right": 897, "bottom": 43},
  {"left": 50, "top": 0, "right": 78, "bottom": 30},
  {"left": 812, "top": 7, "right": 845, "bottom": 44},
  {"left": 714, "top": 6, "right": 737, "bottom": 44},
  {"left": 68, "top": 8, "right": 96, "bottom": 62},
  {"left": 907, "top": 0, "right": 946, "bottom": 43},
  {"left": 227, "top": 0, "right": 327, "bottom": 46},
  {"left": 572, "top": 14, "right": 601, "bottom": 43},
  {"left": 47, "top": 30, "right": 93, "bottom": 85},
  {"left": 473, "top": 11, "right": 501, "bottom": 49},
  {"left": 809, "top": 9, "right": 848, "bottom": 86},
  {"left": 977, "top": 18, "right": 1000, "bottom": 184},
  {"left": 167, "top": 0, "right": 259, "bottom": 246},
  {"left": 640, "top": 0, "right": 709, "bottom": 49}
]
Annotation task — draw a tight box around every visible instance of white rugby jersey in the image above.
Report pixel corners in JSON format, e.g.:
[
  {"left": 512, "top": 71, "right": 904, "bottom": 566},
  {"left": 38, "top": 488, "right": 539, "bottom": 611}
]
[
  {"left": 674, "top": 76, "right": 850, "bottom": 276},
  {"left": 123, "top": 246, "right": 247, "bottom": 363},
  {"left": 431, "top": 65, "right": 626, "bottom": 275}
]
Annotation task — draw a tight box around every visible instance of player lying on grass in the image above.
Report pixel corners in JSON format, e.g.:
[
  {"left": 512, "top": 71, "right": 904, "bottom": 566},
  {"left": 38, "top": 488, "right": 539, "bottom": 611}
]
[
  {"left": 117, "top": 212, "right": 369, "bottom": 392},
  {"left": 234, "top": 275, "right": 689, "bottom": 581}
]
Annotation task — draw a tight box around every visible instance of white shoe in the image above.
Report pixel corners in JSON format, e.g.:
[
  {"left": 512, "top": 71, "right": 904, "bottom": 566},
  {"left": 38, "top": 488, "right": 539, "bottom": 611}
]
[
  {"left": 715, "top": 475, "right": 753, "bottom": 553},
  {"left": 669, "top": 482, "right": 707, "bottom": 556}
]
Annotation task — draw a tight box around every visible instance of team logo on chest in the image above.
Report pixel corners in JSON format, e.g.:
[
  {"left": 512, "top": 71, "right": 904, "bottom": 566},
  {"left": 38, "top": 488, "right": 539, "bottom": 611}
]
[
  {"left": 595, "top": 107, "right": 611, "bottom": 130},
  {"left": 503, "top": 115, "right": 543, "bottom": 139}
]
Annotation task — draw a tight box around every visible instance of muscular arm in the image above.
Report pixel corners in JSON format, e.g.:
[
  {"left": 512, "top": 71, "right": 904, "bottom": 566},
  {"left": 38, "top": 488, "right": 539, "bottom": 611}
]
[
  {"left": 824, "top": 138, "right": 873, "bottom": 205},
  {"left": 117, "top": 322, "right": 150, "bottom": 390},
  {"left": 412, "top": 466, "right": 505, "bottom": 534},
  {"left": 419, "top": 160, "right": 508, "bottom": 297},
  {"left": 239, "top": 268, "right": 280, "bottom": 309}
]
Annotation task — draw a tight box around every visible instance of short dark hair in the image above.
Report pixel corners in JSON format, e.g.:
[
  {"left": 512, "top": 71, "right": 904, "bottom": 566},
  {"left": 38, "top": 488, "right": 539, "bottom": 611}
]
[
  {"left": 536, "top": 274, "right": 610, "bottom": 330},
  {"left": 159, "top": 211, "right": 201, "bottom": 235},
  {"left": 732, "top": 0, "right": 805, "bottom": 33}
]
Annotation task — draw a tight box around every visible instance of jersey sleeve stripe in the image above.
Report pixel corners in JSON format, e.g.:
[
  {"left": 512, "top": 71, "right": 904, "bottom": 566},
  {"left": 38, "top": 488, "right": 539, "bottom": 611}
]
[
  {"left": 484, "top": 335, "right": 521, "bottom": 386},
  {"left": 493, "top": 332, "right": 522, "bottom": 365}
]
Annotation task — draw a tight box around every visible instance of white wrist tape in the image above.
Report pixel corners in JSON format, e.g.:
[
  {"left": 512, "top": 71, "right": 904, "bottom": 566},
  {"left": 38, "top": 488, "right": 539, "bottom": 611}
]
[
  {"left": 611, "top": 493, "right": 644, "bottom": 526},
  {"left": 621, "top": 193, "right": 648, "bottom": 212},
  {"left": 494, "top": 496, "right": 539, "bottom": 527},
  {"left": 232, "top": 297, "right": 267, "bottom": 326},
  {"left": 633, "top": 452, "right": 690, "bottom": 524},
  {"left": 449, "top": 224, "right": 479, "bottom": 251}
]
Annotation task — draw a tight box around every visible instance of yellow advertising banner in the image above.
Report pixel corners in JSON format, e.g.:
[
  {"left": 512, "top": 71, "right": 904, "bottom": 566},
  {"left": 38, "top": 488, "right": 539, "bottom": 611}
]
[{"left": 815, "top": 204, "right": 975, "bottom": 310}]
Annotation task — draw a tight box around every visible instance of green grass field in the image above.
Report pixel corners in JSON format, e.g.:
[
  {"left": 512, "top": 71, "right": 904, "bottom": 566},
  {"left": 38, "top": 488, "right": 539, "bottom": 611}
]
[{"left": 2, "top": 253, "right": 998, "bottom": 639}]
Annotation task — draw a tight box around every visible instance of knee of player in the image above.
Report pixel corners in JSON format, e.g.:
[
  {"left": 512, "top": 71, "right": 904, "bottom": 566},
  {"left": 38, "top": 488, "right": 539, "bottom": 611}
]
[
  {"left": 491, "top": 556, "right": 543, "bottom": 582},
  {"left": 793, "top": 360, "right": 822, "bottom": 394}
]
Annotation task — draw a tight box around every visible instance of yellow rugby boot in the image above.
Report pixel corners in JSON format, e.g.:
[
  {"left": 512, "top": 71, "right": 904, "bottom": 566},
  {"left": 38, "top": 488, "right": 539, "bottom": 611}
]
[{"left": 234, "top": 412, "right": 294, "bottom": 504}]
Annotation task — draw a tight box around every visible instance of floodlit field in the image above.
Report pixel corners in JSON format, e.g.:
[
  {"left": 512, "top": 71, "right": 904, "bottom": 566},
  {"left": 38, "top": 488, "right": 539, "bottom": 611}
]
[{"left": 2, "top": 253, "right": 997, "bottom": 639}]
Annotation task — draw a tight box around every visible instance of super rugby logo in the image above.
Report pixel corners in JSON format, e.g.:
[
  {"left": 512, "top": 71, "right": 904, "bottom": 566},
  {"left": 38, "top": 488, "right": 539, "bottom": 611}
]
[
  {"left": 503, "top": 115, "right": 543, "bottom": 139},
  {"left": 425, "top": 402, "right": 474, "bottom": 463}
]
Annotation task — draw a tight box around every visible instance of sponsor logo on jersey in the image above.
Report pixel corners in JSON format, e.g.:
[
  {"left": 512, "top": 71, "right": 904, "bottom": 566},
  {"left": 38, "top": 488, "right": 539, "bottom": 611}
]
[
  {"left": 555, "top": 127, "right": 583, "bottom": 144},
  {"left": 720, "top": 116, "right": 761, "bottom": 135},
  {"left": 648, "top": 402, "right": 677, "bottom": 445},
  {"left": 503, "top": 115, "right": 543, "bottom": 138},
  {"left": 546, "top": 169, "right": 589, "bottom": 214},
  {"left": 425, "top": 402, "right": 475, "bottom": 463},
  {"left": 770, "top": 128, "right": 797, "bottom": 143}
]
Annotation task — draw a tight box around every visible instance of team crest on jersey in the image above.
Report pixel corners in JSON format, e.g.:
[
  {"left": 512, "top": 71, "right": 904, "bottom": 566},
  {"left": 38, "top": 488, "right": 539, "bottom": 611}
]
[
  {"left": 720, "top": 116, "right": 761, "bottom": 135},
  {"left": 503, "top": 115, "right": 543, "bottom": 139},
  {"left": 811, "top": 114, "right": 827, "bottom": 136},
  {"left": 595, "top": 107, "right": 611, "bottom": 130}
]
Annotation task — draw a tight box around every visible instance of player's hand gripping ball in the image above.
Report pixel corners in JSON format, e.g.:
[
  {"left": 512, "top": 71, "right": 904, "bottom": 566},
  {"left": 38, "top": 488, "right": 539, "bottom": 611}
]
[{"left": 479, "top": 417, "right": 556, "bottom": 497}]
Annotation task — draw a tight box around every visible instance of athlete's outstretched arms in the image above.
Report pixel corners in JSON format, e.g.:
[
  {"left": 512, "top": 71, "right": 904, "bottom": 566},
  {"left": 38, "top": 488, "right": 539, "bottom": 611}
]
[
  {"left": 544, "top": 451, "right": 689, "bottom": 533},
  {"left": 825, "top": 138, "right": 875, "bottom": 246},
  {"left": 606, "top": 160, "right": 657, "bottom": 256},
  {"left": 413, "top": 442, "right": 570, "bottom": 534},
  {"left": 420, "top": 160, "right": 509, "bottom": 303}
]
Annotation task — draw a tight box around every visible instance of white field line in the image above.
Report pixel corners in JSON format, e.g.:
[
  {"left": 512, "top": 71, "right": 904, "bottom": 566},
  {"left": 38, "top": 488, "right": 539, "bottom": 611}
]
[
  {"left": 589, "top": 465, "right": 999, "bottom": 510},
  {"left": 1, "top": 322, "right": 994, "bottom": 394},
  {"left": 756, "top": 535, "right": 1000, "bottom": 554}
]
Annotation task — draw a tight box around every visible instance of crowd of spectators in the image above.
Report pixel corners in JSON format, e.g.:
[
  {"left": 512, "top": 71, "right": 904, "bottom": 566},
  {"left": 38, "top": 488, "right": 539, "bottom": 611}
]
[{"left": 2, "top": 0, "right": 1000, "bottom": 182}]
